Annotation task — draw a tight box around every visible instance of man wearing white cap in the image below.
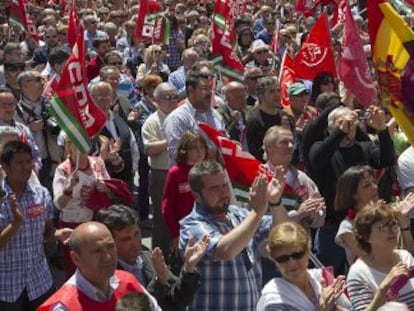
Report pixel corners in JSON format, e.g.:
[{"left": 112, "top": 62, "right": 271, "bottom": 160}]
[{"left": 245, "top": 39, "right": 278, "bottom": 76}]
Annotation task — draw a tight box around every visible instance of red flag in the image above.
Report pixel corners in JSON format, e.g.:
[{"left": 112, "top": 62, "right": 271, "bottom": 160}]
[
  {"left": 211, "top": 0, "right": 244, "bottom": 81},
  {"left": 10, "top": 0, "right": 40, "bottom": 42},
  {"left": 50, "top": 25, "right": 106, "bottom": 153},
  {"left": 67, "top": 1, "right": 79, "bottom": 48},
  {"left": 338, "top": 0, "right": 377, "bottom": 107},
  {"left": 134, "top": 0, "right": 169, "bottom": 44},
  {"left": 279, "top": 53, "right": 297, "bottom": 108},
  {"left": 296, "top": 0, "right": 314, "bottom": 17},
  {"left": 294, "top": 12, "right": 336, "bottom": 80}
]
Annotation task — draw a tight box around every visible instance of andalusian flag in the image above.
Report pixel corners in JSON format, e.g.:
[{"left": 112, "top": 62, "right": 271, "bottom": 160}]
[
  {"left": 367, "top": 0, "right": 414, "bottom": 146},
  {"left": 50, "top": 25, "right": 106, "bottom": 153},
  {"left": 212, "top": 0, "right": 244, "bottom": 81}
]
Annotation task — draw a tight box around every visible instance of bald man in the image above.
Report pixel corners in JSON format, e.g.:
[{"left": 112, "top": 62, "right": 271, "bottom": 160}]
[
  {"left": 217, "top": 81, "right": 252, "bottom": 147},
  {"left": 39, "top": 222, "right": 161, "bottom": 311}
]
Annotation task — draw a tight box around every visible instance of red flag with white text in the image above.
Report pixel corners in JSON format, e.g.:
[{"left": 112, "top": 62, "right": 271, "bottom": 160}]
[
  {"left": 50, "top": 26, "right": 106, "bottom": 153},
  {"left": 135, "top": 0, "right": 169, "bottom": 44},
  {"left": 338, "top": 0, "right": 377, "bottom": 107},
  {"left": 294, "top": 12, "right": 336, "bottom": 80}
]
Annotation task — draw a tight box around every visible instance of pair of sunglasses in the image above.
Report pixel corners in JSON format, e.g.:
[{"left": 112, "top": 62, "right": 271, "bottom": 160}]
[{"left": 274, "top": 250, "right": 306, "bottom": 263}]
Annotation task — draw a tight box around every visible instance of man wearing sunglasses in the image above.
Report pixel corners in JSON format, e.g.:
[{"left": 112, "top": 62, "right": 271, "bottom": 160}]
[
  {"left": 164, "top": 61, "right": 225, "bottom": 166},
  {"left": 15, "top": 70, "right": 63, "bottom": 192},
  {"left": 32, "top": 26, "right": 61, "bottom": 69},
  {"left": 3, "top": 60, "right": 26, "bottom": 100}
]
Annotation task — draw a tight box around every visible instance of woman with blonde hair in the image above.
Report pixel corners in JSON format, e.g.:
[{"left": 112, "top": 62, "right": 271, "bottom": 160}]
[
  {"left": 136, "top": 44, "right": 170, "bottom": 85},
  {"left": 257, "top": 222, "right": 351, "bottom": 311}
]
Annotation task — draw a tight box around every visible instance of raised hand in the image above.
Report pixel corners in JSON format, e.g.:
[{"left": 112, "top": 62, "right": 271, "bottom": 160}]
[
  {"left": 10, "top": 194, "right": 23, "bottom": 225},
  {"left": 317, "top": 275, "right": 346, "bottom": 311},
  {"left": 184, "top": 235, "right": 209, "bottom": 273},
  {"left": 151, "top": 247, "right": 171, "bottom": 285},
  {"left": 249, "top": 175, "right": 269, "bottom": 216},
  {"left": 267, "top": 165, "right": 286, "bottom": 205}
]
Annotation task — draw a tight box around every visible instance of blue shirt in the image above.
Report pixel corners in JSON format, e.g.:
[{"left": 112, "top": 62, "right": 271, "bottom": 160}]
[
  {"left": 168, "top": 66, "right": 186, "bottom": 98},
  {"left": 0, "top": 180, "right": 54, "bottom": 302},
  {"left": 179, "top": 203, "right": 272, "bottom": 311},
  {"left": 164, "top": 100, "right": 225, "bottom": 166}
]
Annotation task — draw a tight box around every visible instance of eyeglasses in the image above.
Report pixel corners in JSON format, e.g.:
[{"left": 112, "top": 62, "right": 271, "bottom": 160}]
[
  {"left": 378, "top": 220, "right": 399, "bottom": 233},
  {"left": 26, "top": 76, "right": 43, "bottom": 83},
  {"left": 246, "top": 76, "right": 260, "bottom": 81},
  {"left": 256, "top": 50, "right": 268, "bottom": 54},
  {"left": 195, "top": 40, "right": 209, "bottom": 45},
  {"left": 273, "top": 250, "right": 306, "bottom": 263},
  {"left": 163, "top": 94, "right": 178, "bottom": 101},
  {"left": 109, "top": 62, "right": 122, "bottom": 66},
  {"left": 322, "top": 79, "right": 334, "bottom": 85},
  {"left": 90, "top": 21, "right": 98, "bottom": 24},
  {"left": 45, "top": 35, "right": 57, "bottom": 39},
  {"left": 152, "top": 50, "right": 162, "bottom": 55},
  {"left": 198, "top": 73, "right": 215, "bottom": 80},
  {"left": 4, "top": 63, "right": 25, "bottom": 72}
]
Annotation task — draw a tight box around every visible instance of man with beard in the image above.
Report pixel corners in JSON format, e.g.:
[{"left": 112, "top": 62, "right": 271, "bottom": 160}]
[
  {"left": 38, "top": 222, "right": 161, "bottom": 311},
  {"left": 32, "top": 26, "right": 62, "bottom": 68},
  {"left": 179, "top": 160, "right": 288, "bottom": 311},
  {"left": 164, "top": 61, "right": 225, "bottom": 166}
]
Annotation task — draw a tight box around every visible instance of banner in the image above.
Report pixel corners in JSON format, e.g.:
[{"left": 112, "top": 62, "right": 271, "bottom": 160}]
[
  {"left": 338, "top": 0, "right": 377, "bottom": 107},
  {"left": 134, "top": 0, "right": 170, "bottom": 44},
  {"left": 50, "top": 26, "right": 106, "bottom": 153}
]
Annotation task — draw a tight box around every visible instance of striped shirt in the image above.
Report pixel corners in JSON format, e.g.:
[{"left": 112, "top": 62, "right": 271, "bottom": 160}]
[
  {"left": 179, "top": 203, "right": 272, "bottom": 311},
  {"left": 347, "top": 249, "right": 414, "bottom": 311},
  {"left": 0, "top": 180, "right": 54, "bottom": 302}
]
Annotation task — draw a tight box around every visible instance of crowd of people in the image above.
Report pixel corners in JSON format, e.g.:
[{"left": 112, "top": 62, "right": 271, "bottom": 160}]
[{"left": 1, "top": 0, "right": 414, "bottom": 310}]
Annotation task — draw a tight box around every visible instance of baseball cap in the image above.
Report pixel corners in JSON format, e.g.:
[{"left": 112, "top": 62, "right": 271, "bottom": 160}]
[{"left": 288, "top": 82, "right": 309, "bottom": 96}]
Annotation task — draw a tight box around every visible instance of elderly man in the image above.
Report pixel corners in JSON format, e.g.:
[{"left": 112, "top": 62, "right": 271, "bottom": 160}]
[
  {"left": 15, "top": 70, "right": 62, "bottom": 190},
  {"left": 179, "top": 160, "right": 288, "bottom": 310},
  {"left": 309, "top": 106, "right": 395, "bottom": 275},
  {"left": 96, "top": 204, "right": 206, "bottom": 311},
  {"left": 246, "top": 76, "right": 291, "bottom": 162},
  {"left": 217, "top": 81, "right": 252, "bottom": 148},
  {"left": 141, "top": 82, "right": 178, "bottom": 256},
  {"left": 168, "top": 48, "right": 199, "bottom": 99},
  {"left": 38, "top": 221, "right": 161, "bottom": 311},
  {"left": 0, "top": 42, "right": 24, "bottom": 86},
  {"left": 90, "top": 81, "right": 139, "bottom": 186},
  {"left": 164, "top": 61, "right": 225, "bottom": 165},
  {"left": 0, "top": 141, "right": 71, "bottom": 311}
]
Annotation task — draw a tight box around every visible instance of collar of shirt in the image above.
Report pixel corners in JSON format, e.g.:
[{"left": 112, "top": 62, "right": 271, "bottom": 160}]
[
  {"left": 119, "top": 256, "right": 146, "bottom": 285},
  {"left": 73, "top": 269, "right": 120, "bottom": 302}
]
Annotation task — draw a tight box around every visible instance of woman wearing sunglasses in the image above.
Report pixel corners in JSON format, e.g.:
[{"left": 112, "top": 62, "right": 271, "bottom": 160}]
[
  {"left": 347, "top": 202, "right": 414, "bottom": 311},
  {"left": 257, "top": 222, "right": 351, "bottom": 311}
]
